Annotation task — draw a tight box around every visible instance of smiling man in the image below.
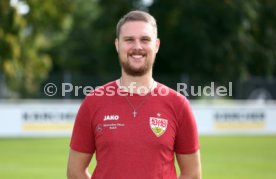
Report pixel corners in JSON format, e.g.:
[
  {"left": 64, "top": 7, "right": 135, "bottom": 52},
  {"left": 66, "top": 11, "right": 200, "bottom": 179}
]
[
  {"left": 116, "top": 18, "right": 159, "bottom": 77},
  {"left": 67, "top": 10, "right": 201, "bottom": 179}
]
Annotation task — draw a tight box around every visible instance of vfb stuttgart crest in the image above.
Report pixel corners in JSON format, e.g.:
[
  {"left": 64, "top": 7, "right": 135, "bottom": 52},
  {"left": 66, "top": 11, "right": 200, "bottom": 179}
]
[{"left": 150, "top": 117, "right": 168, "bottom": 137}]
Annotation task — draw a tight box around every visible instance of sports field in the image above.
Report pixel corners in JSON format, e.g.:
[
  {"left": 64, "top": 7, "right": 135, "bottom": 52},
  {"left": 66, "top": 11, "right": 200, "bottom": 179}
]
[{"left": 0, "top": 136, "right": 275, "bottom": 179}]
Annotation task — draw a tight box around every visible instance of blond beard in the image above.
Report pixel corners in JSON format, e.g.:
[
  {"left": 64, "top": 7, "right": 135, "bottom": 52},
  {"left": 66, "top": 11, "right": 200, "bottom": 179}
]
[{"left": 119, "top": 56, "right": 154, "bottom": 76}]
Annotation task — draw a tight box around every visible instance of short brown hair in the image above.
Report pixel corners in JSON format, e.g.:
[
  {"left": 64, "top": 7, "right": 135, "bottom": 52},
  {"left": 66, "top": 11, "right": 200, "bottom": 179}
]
[{"left": 116, "top": 10, "right": 158, "bottom": 38}]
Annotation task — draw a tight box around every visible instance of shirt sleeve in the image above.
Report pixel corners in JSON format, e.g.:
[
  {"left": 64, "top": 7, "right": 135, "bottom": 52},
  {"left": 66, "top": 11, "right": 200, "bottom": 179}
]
[
  {"left": 174, "top": 97, "right": 200, "bottom": 154},
  {"left": 70, "top": 98, "right": 95, "bottom": 154}
]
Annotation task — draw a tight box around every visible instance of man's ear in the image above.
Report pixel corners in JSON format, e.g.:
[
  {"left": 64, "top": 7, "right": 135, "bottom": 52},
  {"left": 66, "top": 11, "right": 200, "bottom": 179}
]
[
  {"left": 115, "top": 38, "right": 119, "bottom": 52},
  {"left": 155, "top": 38, "right": 160, "bottom": 53}
]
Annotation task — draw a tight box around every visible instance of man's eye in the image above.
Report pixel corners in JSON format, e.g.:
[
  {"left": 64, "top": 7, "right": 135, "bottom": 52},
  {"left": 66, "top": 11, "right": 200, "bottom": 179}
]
[
  {"left": 142, "top": 38, "right": 150, "bottom": 42},
  {"left": 125, "top": 39, "right": 133, "bottom": 42}
]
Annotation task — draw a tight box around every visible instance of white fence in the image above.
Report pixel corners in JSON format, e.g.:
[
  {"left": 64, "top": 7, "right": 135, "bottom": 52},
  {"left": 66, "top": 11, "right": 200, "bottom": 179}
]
[{"left": 0, "top": 100, "right": 276, "bottom": 137}]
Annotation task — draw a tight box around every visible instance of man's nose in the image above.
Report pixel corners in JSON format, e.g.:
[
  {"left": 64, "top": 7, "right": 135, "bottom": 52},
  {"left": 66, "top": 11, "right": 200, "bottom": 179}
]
[{"left": 133, "top": 40, "right": 142, "bottom": 49}]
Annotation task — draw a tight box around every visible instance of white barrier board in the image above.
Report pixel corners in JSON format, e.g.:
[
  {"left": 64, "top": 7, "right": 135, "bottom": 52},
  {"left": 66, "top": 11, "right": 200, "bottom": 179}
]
[
  {"left": 192, "top": 101, "right": 276, "bottom": 135},
  {"left": 0, "top": 100, "right": 80, "bottom": 137},
  {"left": 0, "top": 100, "right": 275, "bottom": 136}
]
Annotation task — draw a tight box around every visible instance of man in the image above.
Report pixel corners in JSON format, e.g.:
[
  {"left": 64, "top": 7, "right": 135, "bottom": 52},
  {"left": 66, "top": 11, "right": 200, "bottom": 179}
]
[{"left": 67, "top": 10, "right": 201, "bottom": 179}]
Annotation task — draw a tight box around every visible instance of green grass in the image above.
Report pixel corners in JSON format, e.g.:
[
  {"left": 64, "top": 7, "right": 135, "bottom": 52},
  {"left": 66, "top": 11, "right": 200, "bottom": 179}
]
[
  {"left": 0, "top": 137, "right": 71, "bottom": 179},
  {"left": 200, "top": 136, "right": 276, "bottom": 179},
  {"left": 0, "top": 136, "right": 275, "bottom": 179}
]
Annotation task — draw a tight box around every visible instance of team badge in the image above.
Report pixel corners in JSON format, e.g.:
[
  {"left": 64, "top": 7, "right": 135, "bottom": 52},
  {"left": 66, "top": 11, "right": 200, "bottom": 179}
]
[{"left": 149, "top": 117, "right": 168, "bottom": 137}]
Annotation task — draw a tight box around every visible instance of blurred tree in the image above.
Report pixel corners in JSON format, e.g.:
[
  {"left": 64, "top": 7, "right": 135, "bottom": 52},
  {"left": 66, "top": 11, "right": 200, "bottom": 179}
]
[
  {"left": 2, "top": 0, "right": 275, "bottom": 98},
  {"left": 52, "top": 0, "right": 144, "bottom": 78},
  {"left": 248, "top": 0, "right": 276, "bottom": 76},
  {"left": 51, "top": 0, "right": 150, "bottom": 77},
  {"left": 149, "top": 0, "right": 276, "bottom": 84},
  {"left": 49, "top": 0, "right": 101, "bottom": 75},
  {"left": 93, "top": 0, "right": 146, "bottom": 75},
  {"left": 0, "top": 0, "right": 72, "bottom": 98}
]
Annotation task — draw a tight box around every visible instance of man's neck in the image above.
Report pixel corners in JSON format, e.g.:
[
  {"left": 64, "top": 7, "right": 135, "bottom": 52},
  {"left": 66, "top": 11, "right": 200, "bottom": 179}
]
[{"left": 118, "top": 72, "right": 156, "bottom": 94}]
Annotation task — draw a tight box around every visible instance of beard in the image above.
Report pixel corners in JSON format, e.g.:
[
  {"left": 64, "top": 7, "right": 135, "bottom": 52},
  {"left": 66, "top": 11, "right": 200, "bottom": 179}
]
[{"left": 118, "top": 50, "right": 155, "bottom": 76}]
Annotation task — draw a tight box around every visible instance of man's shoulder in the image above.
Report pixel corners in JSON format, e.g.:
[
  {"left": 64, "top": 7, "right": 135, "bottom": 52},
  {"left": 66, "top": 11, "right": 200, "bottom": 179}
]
[
  {"left": 155, "top": 81, "right": 191, "bottom": 107},
  {"left": 84, "top": 80, "right": 117, "bottom": 99},
  {"left": 156, "top": 82, "right": 185, "bottom": 98},
  {"left": 102, "top": 80, "right": 117, "bottom": 87}
]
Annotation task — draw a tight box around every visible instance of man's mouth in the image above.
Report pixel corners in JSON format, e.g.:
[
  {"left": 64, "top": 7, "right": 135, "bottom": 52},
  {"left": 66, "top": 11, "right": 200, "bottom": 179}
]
[{"left": 130, "top": 54, "right": 144, "bottom": 59}]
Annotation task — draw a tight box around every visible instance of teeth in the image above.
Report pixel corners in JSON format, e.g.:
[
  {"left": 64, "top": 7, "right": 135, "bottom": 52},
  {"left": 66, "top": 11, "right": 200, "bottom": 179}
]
[{"left": 131, "top": 55, "right": 143, "bottom": 59}]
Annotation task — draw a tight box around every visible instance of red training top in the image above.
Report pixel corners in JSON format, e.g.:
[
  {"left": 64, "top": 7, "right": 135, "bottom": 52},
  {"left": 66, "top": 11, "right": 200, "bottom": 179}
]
[{"left": 70, "top": 81, "right": 199, "bottom": 179}]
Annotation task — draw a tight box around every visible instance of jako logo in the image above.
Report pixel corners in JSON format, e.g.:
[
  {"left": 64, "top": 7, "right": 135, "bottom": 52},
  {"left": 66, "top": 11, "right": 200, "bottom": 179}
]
[{"left": 104, "top": 115, "right": 119, "bottom": 121}]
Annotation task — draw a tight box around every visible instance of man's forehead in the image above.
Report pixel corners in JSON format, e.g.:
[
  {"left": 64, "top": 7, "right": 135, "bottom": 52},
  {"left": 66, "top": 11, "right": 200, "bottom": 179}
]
[{"left": 120, "top": 21, "right": 156, "bottom": 37}]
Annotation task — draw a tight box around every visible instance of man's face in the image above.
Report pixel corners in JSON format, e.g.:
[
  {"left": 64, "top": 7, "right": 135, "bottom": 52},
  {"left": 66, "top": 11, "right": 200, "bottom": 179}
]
[{"left": 115, "top": 21, "right": 160, "bottom": 76}]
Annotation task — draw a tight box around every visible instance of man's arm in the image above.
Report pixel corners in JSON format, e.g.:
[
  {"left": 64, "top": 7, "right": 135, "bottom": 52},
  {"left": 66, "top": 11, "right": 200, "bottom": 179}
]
[
  {"left": 67, "top": 149, "right": 93, "bottom": 179},
  {"left": 176, "top": 150, "right": 201, "bottom": 179}
]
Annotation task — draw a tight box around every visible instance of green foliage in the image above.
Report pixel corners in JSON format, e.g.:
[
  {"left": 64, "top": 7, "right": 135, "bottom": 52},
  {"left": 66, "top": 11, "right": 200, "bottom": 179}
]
[
  {"left": 0, "top": 0, "right": 72, "bottom": 98},
  {"left": 149, "top": 0, "right": 276, "bottom": 84},
  {"left": 1, "top": 0, "right": 276, "bottom": 98},
  {"left": 50, "top": 0, "right": 102, "bottom": 74},
  {"left": 248, "top": 0, "right": 276, "bottom": 76},
  {"left": 51, "top": 0, "right": 139, "bottom": 76},
  {"left": 93, "top": 0, "right": 145, "bottom": 74}
]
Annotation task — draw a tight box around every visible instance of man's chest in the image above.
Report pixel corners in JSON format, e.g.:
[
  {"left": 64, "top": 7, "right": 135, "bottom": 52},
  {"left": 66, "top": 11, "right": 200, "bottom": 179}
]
[{"left": 92, "top": 103, "right": 178, "bottom": 152}]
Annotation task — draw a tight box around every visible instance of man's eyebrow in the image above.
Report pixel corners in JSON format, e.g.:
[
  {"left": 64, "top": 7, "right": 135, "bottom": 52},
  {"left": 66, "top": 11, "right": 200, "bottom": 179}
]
[
  {"left": 122, "top": 36, "right": 134, "bottom": 39},
  {"left": 141, "top": 36, "right": 151, "bottom": 39}
]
